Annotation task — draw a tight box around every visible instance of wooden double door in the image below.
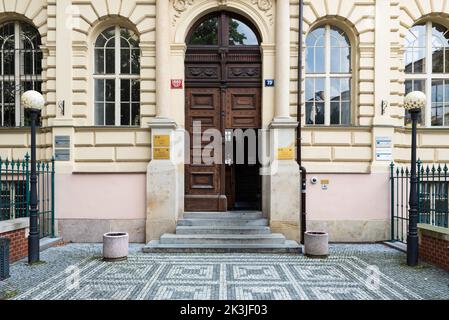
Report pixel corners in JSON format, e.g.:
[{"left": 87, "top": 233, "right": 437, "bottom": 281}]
[{"left": 184, "top": 12, "right": 262, "bottom": 212}]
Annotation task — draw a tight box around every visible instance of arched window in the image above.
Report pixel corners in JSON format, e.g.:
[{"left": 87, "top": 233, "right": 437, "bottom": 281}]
[
  {"left": 187, "top": 13, "right": 260, "bottom": 46},
  {"left": 305, "top": 25, "right": 352, "bottom": 125},
  {"left": 94, "top": 26, "right": 140, "bottom": 126},
  {"left": 405, "top": 22, "right": 449, "bottom": 127},
  {"left": 0, "top": 21, "right": 42, "bottom": 127}
]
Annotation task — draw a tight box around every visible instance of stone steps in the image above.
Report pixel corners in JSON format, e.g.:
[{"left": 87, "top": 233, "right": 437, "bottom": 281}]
[
  {"left": 143, "top": 211, "right": 302, "bottom": 253},
  {"left": 176, "top": 226, "right": 271, "bottom": 235}
]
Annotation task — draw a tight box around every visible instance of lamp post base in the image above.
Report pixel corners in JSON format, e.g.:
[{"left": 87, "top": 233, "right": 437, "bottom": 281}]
[{"left": 407, "top": 234, "right": 419, "bottom": 266}]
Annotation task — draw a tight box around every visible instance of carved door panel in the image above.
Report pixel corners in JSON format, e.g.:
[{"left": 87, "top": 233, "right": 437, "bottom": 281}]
[
  {"left": 185, "top": 88, "right": 226, "bottom": 211},
  {"left": 226, "top": 87, "right": 261, "bottom": 129}
]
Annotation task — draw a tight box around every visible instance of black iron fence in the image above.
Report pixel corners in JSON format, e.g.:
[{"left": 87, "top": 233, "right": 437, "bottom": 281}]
[
  {"left": 390, "top": 161, "right": 449, "bottom": 243},
  {"left": 0, "top": 155, "right": 54, "bottom": 238}
]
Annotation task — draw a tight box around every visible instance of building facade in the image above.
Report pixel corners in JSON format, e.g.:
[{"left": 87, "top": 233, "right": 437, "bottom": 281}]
[{"left": 0, "top": 0, "right": 449, "bottom": 244}]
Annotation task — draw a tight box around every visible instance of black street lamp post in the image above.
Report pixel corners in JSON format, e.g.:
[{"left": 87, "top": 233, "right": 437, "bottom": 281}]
[
  {"left": 403, "top": 91, "right": 426, "bottom": 267},
  {"left": 21, "top": 90, "right": 45, "bottom": 264}
]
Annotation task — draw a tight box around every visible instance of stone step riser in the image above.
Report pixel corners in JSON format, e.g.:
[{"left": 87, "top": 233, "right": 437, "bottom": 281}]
[
  {"left": 142, "top": 240, "right": 302, "bottom": 254},
  {"left": 177, "top": 219, "right": 268, "bottom": 227},
  {"left": 183, "top": 212, "right": 263, "bottom": 219},
  {"left": 175, "top": 227, "right": 271, "bottom": 235},
  {"left": 160, "top": 238, "right": 286, "bottom": 245},
  {"left": 160, "top": 234, "right": 286, "bottom": 245}
]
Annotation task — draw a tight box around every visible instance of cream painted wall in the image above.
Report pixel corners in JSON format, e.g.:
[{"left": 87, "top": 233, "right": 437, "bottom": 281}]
[{"left": 0, "top": 0, "right": 448, "bottom": 172}]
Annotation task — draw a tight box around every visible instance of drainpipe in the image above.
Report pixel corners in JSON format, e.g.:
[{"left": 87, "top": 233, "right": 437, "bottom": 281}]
[{"left": 297, "top": 0, "right": 307, "bottom": 245}]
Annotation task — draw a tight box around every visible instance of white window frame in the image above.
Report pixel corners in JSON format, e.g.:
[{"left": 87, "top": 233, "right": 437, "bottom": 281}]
[
  {"left": 0, "top": 21, "right": 42, "bottom": 127},
  {"left": 405, "top": 21, "right": 449, "bottom": 128},
  {"left": 93, "top": 25, "right": 140, "bottom": 126},
  {"left": 305, "top": 24, "right": 352, "bottom": 126}
]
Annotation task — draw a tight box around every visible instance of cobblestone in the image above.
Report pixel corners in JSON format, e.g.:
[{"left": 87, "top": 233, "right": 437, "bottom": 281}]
[{"left": 0, "top": 243, "right": 448, "bottom": 300}]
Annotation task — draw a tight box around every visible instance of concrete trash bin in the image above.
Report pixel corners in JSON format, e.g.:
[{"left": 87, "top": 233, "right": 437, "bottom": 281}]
[
  {"left": 304, "top": 231, "right": 329, "bottom": 257},
  {"left": 103, "top": 232, "right": 129, "bottom": 262}
]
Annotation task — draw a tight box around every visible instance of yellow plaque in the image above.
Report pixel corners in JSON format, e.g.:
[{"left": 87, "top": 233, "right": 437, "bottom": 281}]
[
  {"left": 321, "top": 179, "right": 330, "bottom": 185},
  {"left": 277, "top": 147, "right": 294, "bottom": 160},
  {"left": 153, "top": 135, "right": 170, "bottom": 148},
  {"left": 153, "top": 148, "right": 170, "bottom": 160}
]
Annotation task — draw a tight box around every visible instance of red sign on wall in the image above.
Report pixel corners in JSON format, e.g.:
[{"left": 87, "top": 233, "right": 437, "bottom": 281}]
[{"left": 171, "top": 79, "right": 183, "bottom": 89}]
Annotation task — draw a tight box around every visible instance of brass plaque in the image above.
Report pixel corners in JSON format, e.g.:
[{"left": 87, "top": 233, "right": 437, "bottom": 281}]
[
  {"left": 154, "top": 135, "right": 170, "bottom": 148},
  {"left": 321, "top": 179, "right": 330, "bottom": 185},
  {"left": 277, "top": 147, "right": 294, "bottom": 160},
  {"left": 153, "top": 148, "right": 170, "bottom": 160}
]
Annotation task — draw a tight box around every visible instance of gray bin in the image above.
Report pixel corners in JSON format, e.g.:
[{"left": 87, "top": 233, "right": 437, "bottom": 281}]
[{"left": 0, "top": 237, "right": 10, "bottom": 281}]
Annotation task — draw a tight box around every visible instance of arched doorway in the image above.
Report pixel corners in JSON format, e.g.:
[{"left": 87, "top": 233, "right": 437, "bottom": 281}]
[{"left": 184, "top": 11, "right": 262, "bottom": 212}]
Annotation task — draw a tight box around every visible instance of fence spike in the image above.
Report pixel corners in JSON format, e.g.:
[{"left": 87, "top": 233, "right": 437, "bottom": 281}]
[
  {"left": 444, "top": 164, "right": 448, "bottom": 173},
  {"left": 405, "top": 167, "right": 409, "bottom": 175}
]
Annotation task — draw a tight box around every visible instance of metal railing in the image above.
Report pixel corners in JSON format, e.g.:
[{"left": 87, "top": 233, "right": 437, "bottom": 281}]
[
  {"left": 0, "top": 155, "right": 54, "bottom": 238},
  {"left": 390, "top": 161, "right": 449, "bottom": 243}
]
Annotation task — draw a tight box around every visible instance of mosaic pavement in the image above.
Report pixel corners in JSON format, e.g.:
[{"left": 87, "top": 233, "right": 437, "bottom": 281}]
[{"left": 1, "top": 244, "right": 449, "bottom": 300}]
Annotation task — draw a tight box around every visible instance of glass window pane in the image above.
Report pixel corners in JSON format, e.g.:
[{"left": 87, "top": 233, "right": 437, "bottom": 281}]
[
  {"left": 131, "top": 49, "right": 140, "bottom": 74},
  {"left": 95, "top": 49, "right": 104, "bottom": 74},
  {"left": 132, "top": 80, "right": 140, "bottom": 102},
  {"left": 405, "top": 49, "right": 413, "bottom": 73},
  {"left": 121, "top": 79, "right": 130, "bottom": 102},
  {"left": 2, "top": 51, "right": 15, "bottom": 75},
  {"left": 229, "top": 18, "right": 259, "bottom": 45},
  {"left": 105, "top": 49, "right": 115, "bottom": 74},
  {"left": 341, "top": 101, "right": 350, "bottom": 125},
  {"left": 132, "top": 103, "right": 140, "bottom": 126},
  {"left": 121, "top": 103, "right": 130, "bottom": 126},
  {"left": 315, "top": 78, "right": 325, "bottom": 101},
  {"left": 95, "top": 79, "right": 104, "bottom": 102},
  {"left": 445, "top": 105, "right": 449, "bottom": 126},
  {"left": 121, "top": 49, "right": 130, "bottom": 74},
  {"left": 330, "top": 101, "right": 340, "bottom": 125},
  {"left": 340, "top": 46, "right": 351, "bottom": 73},
  {"left": 330, "top": 78, "right": 340, "bottom": 101},
  {"left": 305, "top": 78, "right": 314, "bottom": 101},
  {"left": 95, "top": 102, "right": 104, "bottom": 126},
  {"left": 305, "top": 47, "right": 315, "bottom": 74},
  {"left": 432, "top": 80, "right": 444, "bottom": 102},
  {"left": 305, "top": 102, "right": 314, "bottom": 125},
  {"left": 189, "top": 17, "right": 218, "bottom": 45},
  {"left": 105, "top": 79, "right": 115, "bottom": 102},
  {"left": 341, "top": 78, "right": 351, "bottom": 100},
  {"left": 432, "top": 103, "right": 443, "bottom": 126},
  {"left": 432, "top": 47, "right": 444, "bottom": 73},
  {"left": 413, "top": 48, "right": 426, "bottom": 73},
  {"left": 314, "top": 47, "right": 325, "bottom": 73},
  {"left": 105, "top": 103, "right": 115, "bottom": 125},
  {"left": 330, "top": 47, "right": 341, "bottom": 73},
  {"left": 315, "top": 102, "right": 325, "bottom": 124}
]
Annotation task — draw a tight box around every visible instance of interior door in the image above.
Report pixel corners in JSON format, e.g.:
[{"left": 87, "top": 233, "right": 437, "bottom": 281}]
[{"left": 185, "top": 88, "right": 226, "bottom": 211}]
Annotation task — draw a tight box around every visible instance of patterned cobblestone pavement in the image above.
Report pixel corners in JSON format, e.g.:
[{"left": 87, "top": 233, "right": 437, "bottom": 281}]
[{"left": 0, "top": 244, "right": 448, "bottom": 300}]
